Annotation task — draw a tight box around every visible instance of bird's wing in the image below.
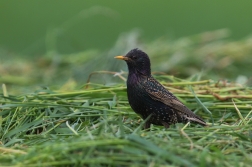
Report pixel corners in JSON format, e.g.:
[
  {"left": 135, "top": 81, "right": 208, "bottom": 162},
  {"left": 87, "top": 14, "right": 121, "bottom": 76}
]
[
  {"left": 143, "top": 77, "right": 206, "bottom": 125},
  {"left": 143, "top": 77, "right": 189, "bottom": 113}
]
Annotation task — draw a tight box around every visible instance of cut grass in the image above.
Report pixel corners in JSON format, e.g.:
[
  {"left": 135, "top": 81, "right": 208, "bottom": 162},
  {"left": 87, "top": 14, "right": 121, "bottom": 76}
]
[
  {"left": 0, "top": 74, "right": 251, "bottom": 166},
  {"left": 1, "top": 29, "right": 252, "bottom": 166}
]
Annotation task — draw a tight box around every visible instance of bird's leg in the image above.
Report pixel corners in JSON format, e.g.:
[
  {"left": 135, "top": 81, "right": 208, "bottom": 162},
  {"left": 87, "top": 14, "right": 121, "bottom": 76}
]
[
  {"left": 162, "top": 122, "right": 170, "bottom": 129},
  {"left": 143, "top": 114, "right": 152, "bottom": 130},
  {"left": 144, "top": 121, "right": 151, "bottom": 130}
]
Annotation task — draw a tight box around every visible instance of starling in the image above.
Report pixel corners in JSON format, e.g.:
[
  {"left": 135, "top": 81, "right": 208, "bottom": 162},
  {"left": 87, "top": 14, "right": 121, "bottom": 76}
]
[{"left": 115, "top": 48, "right": 207, "bottom": 129}]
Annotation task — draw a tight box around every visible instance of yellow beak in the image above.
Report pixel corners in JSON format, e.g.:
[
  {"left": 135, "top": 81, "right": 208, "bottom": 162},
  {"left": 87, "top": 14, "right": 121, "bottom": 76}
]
[{"left": 114, "top": 55, "right": 129, "bottom": 61}]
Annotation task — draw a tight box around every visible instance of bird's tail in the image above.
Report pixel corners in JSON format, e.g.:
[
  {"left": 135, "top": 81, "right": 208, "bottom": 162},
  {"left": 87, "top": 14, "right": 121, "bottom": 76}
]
[{"left": 185, "top": 116, "right": 207, "bottom": 126}]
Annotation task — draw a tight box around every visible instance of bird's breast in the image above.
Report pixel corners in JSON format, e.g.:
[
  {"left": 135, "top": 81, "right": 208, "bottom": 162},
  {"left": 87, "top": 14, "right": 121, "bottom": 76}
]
[
  {"left": 126, "top": 75, "right": 154, "bottom": 118},
  {"left": 127, "top": 75, "right": 143, "bottom": 102}
]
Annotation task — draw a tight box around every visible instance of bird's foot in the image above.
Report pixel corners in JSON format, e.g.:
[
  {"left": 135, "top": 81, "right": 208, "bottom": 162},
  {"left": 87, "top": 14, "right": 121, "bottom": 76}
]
[{"left": 162, "top": 122, "right": 170, "bottom": 128}]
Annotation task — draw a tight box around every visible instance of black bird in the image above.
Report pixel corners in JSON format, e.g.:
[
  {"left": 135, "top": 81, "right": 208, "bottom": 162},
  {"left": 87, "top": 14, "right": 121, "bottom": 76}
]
[{"left": 115, "top": 48, "right": 207, "bottom": 129}]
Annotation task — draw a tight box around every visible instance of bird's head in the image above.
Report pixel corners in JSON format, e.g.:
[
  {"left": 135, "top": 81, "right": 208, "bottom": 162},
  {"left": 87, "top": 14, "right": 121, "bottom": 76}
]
[{"left": 115, "top": 48, "right": 151, "bottom": 76}]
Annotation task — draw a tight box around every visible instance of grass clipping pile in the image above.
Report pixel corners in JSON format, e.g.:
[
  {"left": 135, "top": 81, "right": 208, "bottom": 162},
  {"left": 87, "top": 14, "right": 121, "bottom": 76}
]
[{"left": 0, "top": 74, "right": 252, "bottom": 167}]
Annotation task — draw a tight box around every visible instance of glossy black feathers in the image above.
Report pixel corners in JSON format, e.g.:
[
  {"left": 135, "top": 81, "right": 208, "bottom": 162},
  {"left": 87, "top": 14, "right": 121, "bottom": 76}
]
[{"left": 115, "top": 48, "right": 207, "bottom": 129}]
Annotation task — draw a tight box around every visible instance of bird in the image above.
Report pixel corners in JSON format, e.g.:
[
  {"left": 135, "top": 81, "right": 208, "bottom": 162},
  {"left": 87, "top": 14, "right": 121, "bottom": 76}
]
[{"left": 114, "top": 48, "right": 207, "bottom": 129}]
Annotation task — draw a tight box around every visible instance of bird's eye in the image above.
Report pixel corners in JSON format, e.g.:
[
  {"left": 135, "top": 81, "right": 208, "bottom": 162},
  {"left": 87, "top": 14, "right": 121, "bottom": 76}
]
[{"left": 132, "top": 55, "right": 137, "bottom": 60}]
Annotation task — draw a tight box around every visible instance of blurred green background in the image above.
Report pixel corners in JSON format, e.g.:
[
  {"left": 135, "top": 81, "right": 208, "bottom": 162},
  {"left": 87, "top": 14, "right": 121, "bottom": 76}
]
[
  {"left": 1, "top": 0, "right": 252, "bottom": 54},
  {"left": 1, "top": 0, "right": 252, "bottom": 92}
]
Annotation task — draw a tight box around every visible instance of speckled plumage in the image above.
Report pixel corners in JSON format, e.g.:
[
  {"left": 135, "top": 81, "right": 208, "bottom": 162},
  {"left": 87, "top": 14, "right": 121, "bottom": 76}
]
[{"left": 115, "top": 48, "right": 207, "bottom": 129}]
